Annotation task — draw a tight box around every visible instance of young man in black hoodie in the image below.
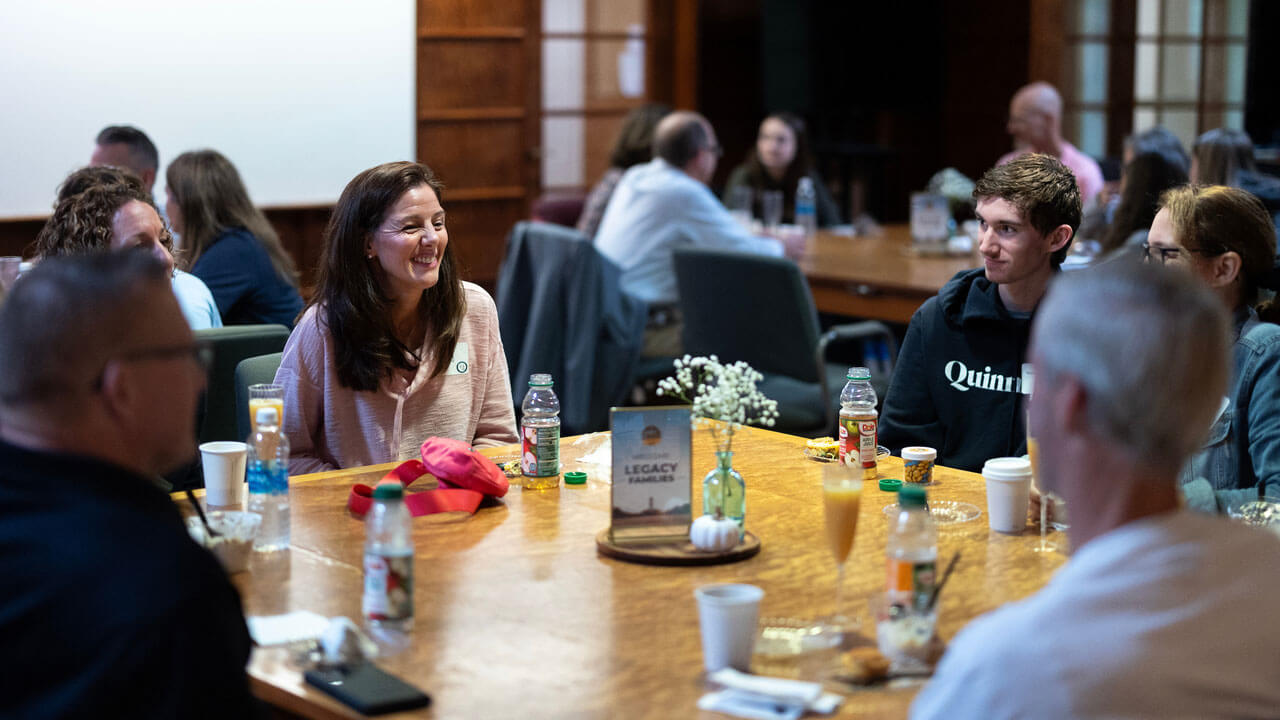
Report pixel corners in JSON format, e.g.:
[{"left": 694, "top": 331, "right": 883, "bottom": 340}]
[{"left": 879, "top": 154, "right": 1081, "bottom": 471}]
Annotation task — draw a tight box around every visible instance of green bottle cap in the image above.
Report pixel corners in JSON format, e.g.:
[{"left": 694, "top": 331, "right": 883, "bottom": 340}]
[
  {"left": 564, "top": 471, "right": 587, "bottom": 485},
  {"left": 899, "top": 485, "right": 928, "bottom": 508},
  {"left": 372, "top": 482, "right": 404, "bottom": 500},
  {"left": 878, "top": 478, "right": 903, "bottom": 492}
]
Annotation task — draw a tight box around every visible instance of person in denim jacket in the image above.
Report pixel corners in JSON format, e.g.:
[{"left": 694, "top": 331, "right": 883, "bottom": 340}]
[{"left": 1144, "top": 185, "right": 1280, "bottom": 512}]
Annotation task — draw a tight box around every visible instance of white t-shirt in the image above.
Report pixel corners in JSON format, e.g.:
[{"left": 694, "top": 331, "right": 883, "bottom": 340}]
[{"left": 911, "top": 511, "right": 1280, "bottom": 720}]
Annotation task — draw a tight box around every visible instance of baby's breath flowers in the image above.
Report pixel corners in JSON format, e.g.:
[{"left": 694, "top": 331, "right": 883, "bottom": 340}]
[{"left": 656, "top": 355, "right": 779, "bottom": 453}]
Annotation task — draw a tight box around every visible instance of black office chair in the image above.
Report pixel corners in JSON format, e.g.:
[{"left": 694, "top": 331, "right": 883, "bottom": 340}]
[
  {"left": 234, "top": 352, "right": 284, "bottom": 440},
  {"left": 194, "top": 325, "right": 291, "bottom": 443},
  {"left": 672, "top": 247, "right": 897, "bottom": 437}
]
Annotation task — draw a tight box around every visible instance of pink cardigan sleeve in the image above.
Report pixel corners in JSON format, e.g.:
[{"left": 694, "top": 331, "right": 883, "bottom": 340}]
[{"left": 274, "top": 310, "right": 339, "bottom": 475}]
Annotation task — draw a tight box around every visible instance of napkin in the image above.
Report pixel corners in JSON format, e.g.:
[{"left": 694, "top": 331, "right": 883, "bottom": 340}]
[
  {"left": 247, "top": 610, "right": 330, "bottom": 646},
  {"left": 697, "top": 668, "right": 843, "bottom": 720}
]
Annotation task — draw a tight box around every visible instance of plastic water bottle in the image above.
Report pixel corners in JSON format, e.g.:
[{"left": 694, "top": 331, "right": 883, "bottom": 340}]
[
  {"left": 521, "top": 373, "right": 561, "bottom": 490},
  {"left": 837, "top": 366, "right": 878, "bottom": 480},
  {"left": 247, "top": 406, "right": 290, "bottom": 551},
  {"left": 795, "top": 176, "right": 817, "bottom": 237},
  {"left": 363, "top": 483, "right": 414, "bottom": 631},
  {"left": 886, "top": 485, "right": 937, "bottom": 611}
]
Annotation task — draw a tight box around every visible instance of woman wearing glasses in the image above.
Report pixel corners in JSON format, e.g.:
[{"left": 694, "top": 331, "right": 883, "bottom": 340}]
[
  {"left": 1146, "top": 185, "right": 1280, "bottom": 510},
  {"left": 274, "top": 161, "right": 518, "bottom": 474}
]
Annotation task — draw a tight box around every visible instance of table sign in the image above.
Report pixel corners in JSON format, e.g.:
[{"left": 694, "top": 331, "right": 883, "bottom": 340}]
[
  {"left": 609, "top": 406, "right": 692, "bottom": 544},
  {"left": 909, "top": 192, "right": 950, "bottom": 250}
]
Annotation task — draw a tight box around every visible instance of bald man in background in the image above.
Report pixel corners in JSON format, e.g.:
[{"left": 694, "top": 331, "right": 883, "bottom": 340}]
[{"left": 1000, "top": 82, "right": 1104, "bottom": 207}]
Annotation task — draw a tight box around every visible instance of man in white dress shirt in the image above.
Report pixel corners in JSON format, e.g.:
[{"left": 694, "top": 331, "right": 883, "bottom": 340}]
[
  {"left": 594, "top": 111, "right": 803, "bottom": 356},
  {"left": 911, "top": 260, "right": 1280, "bottom": 719}
]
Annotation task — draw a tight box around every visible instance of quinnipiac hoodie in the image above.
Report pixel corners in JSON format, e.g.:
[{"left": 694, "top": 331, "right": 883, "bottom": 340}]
[{"left": 879, "top": 268, "right": 1037, "bottom": 473}]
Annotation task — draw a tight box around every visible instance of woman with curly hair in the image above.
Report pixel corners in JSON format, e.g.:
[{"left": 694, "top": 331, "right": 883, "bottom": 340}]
[
  {"left": 274, "top": 161, "right": 517, "bottom": 473},
  {"left": 165, "top": 150, "right": 303, "bottom": 327},
  {"left": 35, "top": 166, "right": 221, "bottom": 329},
  {"left": 722, "top": 112, "right": 841, "bottom": 227}
]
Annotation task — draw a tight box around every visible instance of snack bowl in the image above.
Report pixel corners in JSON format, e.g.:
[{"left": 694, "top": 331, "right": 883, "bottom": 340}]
[
  {"left": 870, "top": 594, "right": 937, "bottom": 672},
  {"left": 186, "top": 511, "right": 262, "bottom": 573}
]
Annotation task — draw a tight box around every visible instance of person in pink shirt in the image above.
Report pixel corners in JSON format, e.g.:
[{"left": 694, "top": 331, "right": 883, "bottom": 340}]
[
  {"left": 999, "top": 82, "right": 1104, "bottom": 208},
  {"left": 275, "top": 162, "right": 518, "bottom": 474}
]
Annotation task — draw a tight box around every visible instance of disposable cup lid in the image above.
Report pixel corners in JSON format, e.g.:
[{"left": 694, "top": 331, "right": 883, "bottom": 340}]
[{"left": 983, "top": 456, "right": 1032, "bottom": 481}]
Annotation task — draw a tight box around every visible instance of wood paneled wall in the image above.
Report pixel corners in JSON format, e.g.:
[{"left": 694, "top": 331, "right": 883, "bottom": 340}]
[{"left": 416, "top": 0, "right": 540, "bottom": 288}]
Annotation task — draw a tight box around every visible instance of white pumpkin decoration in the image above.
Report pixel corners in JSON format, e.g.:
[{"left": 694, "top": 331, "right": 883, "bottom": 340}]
[{"left": 690, "top": 512, "right": 740, "bottom": 552}]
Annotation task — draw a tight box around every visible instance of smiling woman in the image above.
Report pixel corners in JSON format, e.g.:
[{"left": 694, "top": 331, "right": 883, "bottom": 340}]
[{"left": 273, "top": 161, "right": 518, "bottom": 474}]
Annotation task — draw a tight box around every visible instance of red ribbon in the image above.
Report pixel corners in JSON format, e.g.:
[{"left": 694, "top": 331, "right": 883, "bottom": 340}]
[{"left": 347, "top": 459, "right": 487, "bottom": 517}]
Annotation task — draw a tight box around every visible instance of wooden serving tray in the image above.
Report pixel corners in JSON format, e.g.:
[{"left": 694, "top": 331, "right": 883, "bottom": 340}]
[{"left": 595, "top": 529, "right": 761, "bottom": 566}]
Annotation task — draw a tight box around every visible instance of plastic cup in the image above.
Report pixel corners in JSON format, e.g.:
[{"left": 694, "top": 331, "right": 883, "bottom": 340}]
[
  {"left": 186, "top": 511, "right": 261, "bottom": 573},
  {"left": 983, "top": 456, "right": 1032, "bottom": 534},
  {"left": 870, "top": 592, "right": 938, "bottom": 671},
  {"left": 695, "top": 583, "right": 764, "bottom": 673},
  {"left": 248, "top": 383, "right": 285, "bottom": 433},
  {"left": 200, "top": 441, "right": 247, "bottom": 508}
]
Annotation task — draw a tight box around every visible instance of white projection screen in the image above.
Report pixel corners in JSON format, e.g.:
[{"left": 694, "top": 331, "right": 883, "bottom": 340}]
[{"left": 0, "top": 0, "right": 414, "bottom": 219}]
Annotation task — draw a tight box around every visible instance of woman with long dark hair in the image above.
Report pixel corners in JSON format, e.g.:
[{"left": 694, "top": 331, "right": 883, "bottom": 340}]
[
  {"left": 165, "top": 150, "right": 303, "bottom": 327},
  {"left": 274, "top": 161, "right": 517, "bottom": 474},
  {"left": 722, "top": 112, "right": 840, "bottom": 227},
  {"left": 1098, "top": 151, "right": 1188, "bottom": 255},
  {"left": 1146, "top": 185, "right": 1280, "bottom": 510}
]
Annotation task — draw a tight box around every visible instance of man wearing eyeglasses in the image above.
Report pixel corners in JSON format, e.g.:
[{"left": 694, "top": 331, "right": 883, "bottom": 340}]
[
  {"left": 0, "top": 251, "right": 256, "bottom": 717},
  {"left": 595, "top": 111, "right": 804, "bottom": 357}
]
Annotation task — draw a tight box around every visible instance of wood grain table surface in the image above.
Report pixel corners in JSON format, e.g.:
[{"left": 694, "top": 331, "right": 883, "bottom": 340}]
[
  {"left": 799, "top": 225, "right": 979, "bottom": 324},
  {"left": 210, "top": 427, "right": 1066, "bottom": 719}
]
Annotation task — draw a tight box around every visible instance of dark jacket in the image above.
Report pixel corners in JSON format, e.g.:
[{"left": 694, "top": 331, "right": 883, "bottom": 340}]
[
  {"left": 191, "top": 227, "right": 303, "bottom": 328},
  {"left": 879, "top": 268, "right": 1033, "bottom": 472},
  {"left": 0, "top": 440, "right": 256, "bottom": 719},
  {"left": 722, "top": 164, "right": 842, "bottom": 227},
  {"left": 496, "top": 221, "right": 648, "bottom": 434}
]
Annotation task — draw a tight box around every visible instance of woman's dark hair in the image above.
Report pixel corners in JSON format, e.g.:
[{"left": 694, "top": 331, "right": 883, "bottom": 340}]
[
  {"left": 1101, "top": 152, "right": 1188, "bottom": 254},
  {"left": 1192, "top": 128, "right": 1256, "bottom": 186},
  {"left": 313, "top": 161, "right": 464, "bottom": 392},
  {"left": 1126, "top": 126, "right": 1190, "bottom": 176},
  {"left": 609, "top": 103, "right": 670, "bottom": 169},
  {"left": 742, "top": 112, "right": 816, "bottom": 216},
  {"left": 1160, "top": 184, "right": 1278, "bottom": 314},
  {"left": 166, "top": 150, "right": 299, "bottom": 287}
]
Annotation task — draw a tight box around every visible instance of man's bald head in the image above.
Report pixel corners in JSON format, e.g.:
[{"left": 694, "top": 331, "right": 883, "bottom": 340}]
[
  {"left": 653, "top": 111, "right": 720, "bottom": 183},
  {"left": 1008, "top": 82, "right": 1064, "bottom": 153}
]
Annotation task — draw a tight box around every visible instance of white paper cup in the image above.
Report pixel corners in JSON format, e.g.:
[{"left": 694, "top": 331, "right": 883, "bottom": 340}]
[
  {"left": 200, "top": 441, "right": 247, "bottom": 508},
  {"left": 983, "top": 456, "right": 1032, "bottom": 534},
  {"left": 694, "top": 583, "right": 763, "bottom": 673}
]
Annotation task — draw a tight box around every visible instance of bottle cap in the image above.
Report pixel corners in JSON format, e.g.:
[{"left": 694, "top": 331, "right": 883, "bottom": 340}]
[
  {"left": 372, "top": 482, "right": 404, "bottom": 500},
  {"left": 846, "top": 366, "right": 871, "bottom": 381},
  {"left": 899, "top": 484, "right": 928, "bottom": 508},
  {"left": 528, "top": 373, "right": 554, "bottom": 387},
  {"left": 878, "top": 478, "right": 903, "bottom": 492},
  {"left": 564, "top": 471, "right": 586, "bottom": 485},
  {"left": 255, "top": 406, "right": 279, "bottom": 427}
]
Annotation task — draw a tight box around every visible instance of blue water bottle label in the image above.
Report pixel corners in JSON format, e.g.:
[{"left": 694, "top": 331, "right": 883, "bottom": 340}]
[{"left": 248, "top": 460, "right": 288, "bottom": 494}]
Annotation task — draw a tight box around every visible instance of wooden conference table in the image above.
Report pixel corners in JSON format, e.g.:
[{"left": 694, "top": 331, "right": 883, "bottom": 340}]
[
  {"left": 800, "top": 225, "right": 978, "bottom": 324},
  {"left": 225, "top": 429, "right": 1065, "bottom": 719}
]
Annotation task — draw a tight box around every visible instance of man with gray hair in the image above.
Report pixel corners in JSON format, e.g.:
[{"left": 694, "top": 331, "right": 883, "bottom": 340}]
[
  {"left": 0, "top": 251, "right": 256, "bottom": 717},
  {"left": 911, "top": 261, "right": 1280, "bottom": 719},
  {"left": 595, "top": 110, "right": 803, "bottom": 356}
]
